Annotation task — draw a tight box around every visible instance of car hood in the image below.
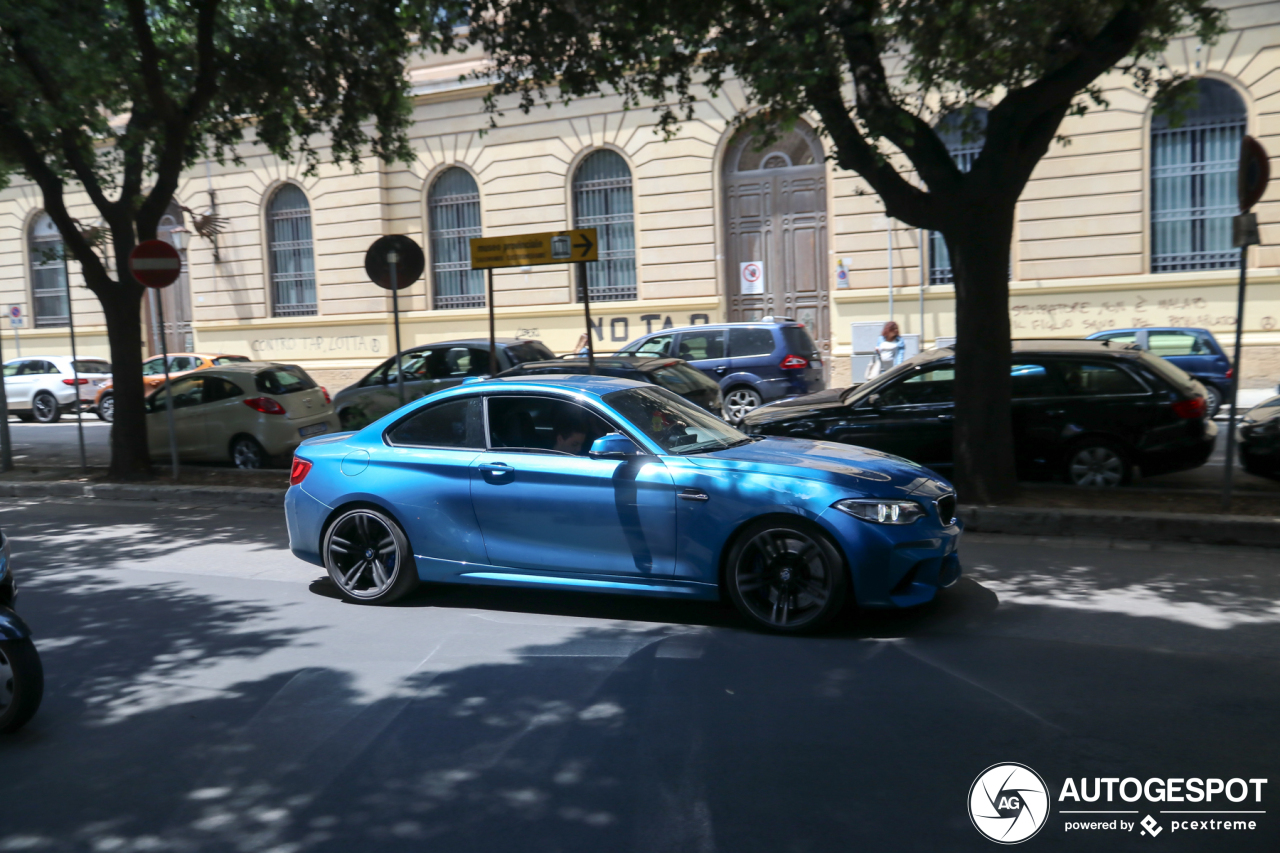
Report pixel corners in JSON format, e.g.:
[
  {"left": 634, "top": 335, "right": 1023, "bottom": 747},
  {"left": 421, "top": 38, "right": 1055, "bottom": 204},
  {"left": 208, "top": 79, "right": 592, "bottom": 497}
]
[
  {"left": 743, "top": 390, "right": 849, "bottom": 425},
  {"left": 1243, "top": 395, "right": 1280, "bottom": 424},
  {"left": 679, "top": 437, "right": 954, "bottom": 499}
]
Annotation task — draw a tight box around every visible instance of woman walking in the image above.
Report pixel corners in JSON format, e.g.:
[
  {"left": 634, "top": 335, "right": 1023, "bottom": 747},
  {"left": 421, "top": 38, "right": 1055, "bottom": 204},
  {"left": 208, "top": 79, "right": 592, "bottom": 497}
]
[{"left": 865, "top": 320, "right": 905, "bottom": 380}]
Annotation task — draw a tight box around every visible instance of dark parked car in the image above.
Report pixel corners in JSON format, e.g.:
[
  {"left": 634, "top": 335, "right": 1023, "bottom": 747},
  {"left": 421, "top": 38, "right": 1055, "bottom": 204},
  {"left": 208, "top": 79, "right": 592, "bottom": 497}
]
[
  {"left": 1087, "top": 327, "right": 1233, "bottom": 417},
  {"left": 332, "top": 338, "right": 554, "bottom": 429},
  {"left": 1239, "top": 394, "right": 1280, "bottom": 478},
  {"left": 743, "top": 340, "right": 1216, "bottom": 487},
  {"left": 496, "top": 356, "right": 725, "bottom": 417},
  {"left": 615, "top": 320, "right": 824, "bottom": 423}
]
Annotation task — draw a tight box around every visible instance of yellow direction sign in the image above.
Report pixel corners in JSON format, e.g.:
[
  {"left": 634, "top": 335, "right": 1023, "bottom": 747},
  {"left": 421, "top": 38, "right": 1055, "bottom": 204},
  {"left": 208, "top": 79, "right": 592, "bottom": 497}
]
[{"left": 469, "top": 228, "right": 598, "bottom": 270}]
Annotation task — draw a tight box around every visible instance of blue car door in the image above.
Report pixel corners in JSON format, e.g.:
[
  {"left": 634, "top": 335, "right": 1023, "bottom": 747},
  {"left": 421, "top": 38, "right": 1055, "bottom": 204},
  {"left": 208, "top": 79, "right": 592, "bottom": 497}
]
[
  {"left": 469, "top": 394, "right": 676, "bottom": 577},
  {"left": 675, "top": 328, "right": 730, "bottom": 384},
  {"left": 1146, "top": 330, "right": 1227, "bottom": 387}
]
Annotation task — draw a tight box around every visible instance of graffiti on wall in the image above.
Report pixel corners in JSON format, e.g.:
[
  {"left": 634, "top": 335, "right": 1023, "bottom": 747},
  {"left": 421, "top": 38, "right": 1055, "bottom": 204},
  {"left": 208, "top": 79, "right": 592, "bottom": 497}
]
[
  {"left": 250, "top": 335, "right": 384, "bottom": 355},
  {"left": 1010, "top": 295, "right": 1241, "bottom": 335}
]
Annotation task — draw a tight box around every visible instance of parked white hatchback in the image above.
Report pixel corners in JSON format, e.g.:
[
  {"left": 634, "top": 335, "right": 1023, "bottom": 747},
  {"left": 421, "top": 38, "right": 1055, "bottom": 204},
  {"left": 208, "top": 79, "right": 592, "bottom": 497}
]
[
  {"left": 145, "top": 362, "right": 339, "bottom": 468},
  {"left": 4, "top": 356, "right": 113, "bottom": 423}
]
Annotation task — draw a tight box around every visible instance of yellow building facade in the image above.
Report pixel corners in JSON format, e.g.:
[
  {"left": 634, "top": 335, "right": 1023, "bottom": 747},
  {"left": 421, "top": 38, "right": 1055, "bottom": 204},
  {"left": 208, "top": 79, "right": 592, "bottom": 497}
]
[{"left": 2, "top": 1, "right": 1278, "bottom": 394}]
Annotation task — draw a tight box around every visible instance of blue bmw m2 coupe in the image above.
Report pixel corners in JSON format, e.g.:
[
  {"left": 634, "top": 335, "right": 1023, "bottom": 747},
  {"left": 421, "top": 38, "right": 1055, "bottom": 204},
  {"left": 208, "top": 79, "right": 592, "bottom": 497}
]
[{"left": 284, "top": 375, "right": 962, "bottom": 633}]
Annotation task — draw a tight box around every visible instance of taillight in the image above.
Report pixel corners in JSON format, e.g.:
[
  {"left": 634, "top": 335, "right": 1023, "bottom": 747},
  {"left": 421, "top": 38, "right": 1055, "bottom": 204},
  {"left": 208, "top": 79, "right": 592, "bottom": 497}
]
[
  {"left": 1226, "top": 368, "right": 1234, "bottom": 380},
  {"left": 321, "top": 386, "right": 331, "bottom": 404},
  {"left": 243, "top": 397, "right": 287, "bottom": 415},
  {"left": 62, "top": 378, "right": 89, "bottom": 385},
  {"left": 780, "top": 354, "right": 809, "bottom": 369},
  {"left": 1172, "top": 397, "right": 1207, "bottom": 419},
  {"left": 289, "top": 457, "right": 313, "bottom": 486}
]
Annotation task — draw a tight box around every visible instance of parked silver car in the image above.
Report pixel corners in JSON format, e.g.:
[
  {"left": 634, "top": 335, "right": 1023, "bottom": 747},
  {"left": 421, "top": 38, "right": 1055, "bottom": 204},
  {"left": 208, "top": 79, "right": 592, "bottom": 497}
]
[
  {"left": 3, "top": 356, "right": 112, "bottom": 423},
  {"left": 145, "top": 362, "right": 338, "bottom": 468}
]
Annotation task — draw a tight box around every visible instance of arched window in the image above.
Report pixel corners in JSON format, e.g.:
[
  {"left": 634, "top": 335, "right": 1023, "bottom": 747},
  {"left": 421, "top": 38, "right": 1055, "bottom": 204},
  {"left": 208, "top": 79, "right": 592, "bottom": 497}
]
[
  {"left": 267, "top": 184, "right": 317, "bottom": 316},
  {"left": 1151, "top": 78, "right": 1246, "bottom": 272},
  {"left": 573, "top": 150, "right": 636, "bottom": 302},
  {"left": 29, "top": 212, "right": 69, "bottom": 327},
  {"left": 929, "top": 108, "right": 987, "bottom": 286},
  {"left": 428, "top": 168, "right": 485, "bottom": 309}
]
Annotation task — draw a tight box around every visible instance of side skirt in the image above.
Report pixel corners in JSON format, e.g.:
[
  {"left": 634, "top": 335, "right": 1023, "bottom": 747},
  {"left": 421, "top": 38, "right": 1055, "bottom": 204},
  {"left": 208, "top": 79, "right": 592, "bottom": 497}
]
[{"left": 413, "top": 554, "right": 720, "bottom": 601}]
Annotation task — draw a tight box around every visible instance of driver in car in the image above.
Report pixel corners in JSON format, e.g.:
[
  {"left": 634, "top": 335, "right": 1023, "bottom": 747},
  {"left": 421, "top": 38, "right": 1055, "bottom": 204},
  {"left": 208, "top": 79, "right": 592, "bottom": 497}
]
[{"left": 552, "top": 414, "right": 589, "bottom": 456}]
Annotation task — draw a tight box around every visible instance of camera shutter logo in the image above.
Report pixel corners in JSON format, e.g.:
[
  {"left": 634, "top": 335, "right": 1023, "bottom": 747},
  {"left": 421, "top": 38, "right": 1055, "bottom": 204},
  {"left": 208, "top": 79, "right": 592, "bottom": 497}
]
[{"left": 969, "top": 763, "right": 1050, "bottom": 844}]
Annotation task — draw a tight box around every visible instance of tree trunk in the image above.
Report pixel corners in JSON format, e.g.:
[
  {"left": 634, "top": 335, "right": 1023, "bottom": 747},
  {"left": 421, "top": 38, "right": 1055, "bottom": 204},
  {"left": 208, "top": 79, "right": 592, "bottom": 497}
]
[
  {"left": 100, "top": 229, "right": 152, "bottom": 480},
  {"left": 945, "top": 202, "right": 1019, "bottom": 504}
]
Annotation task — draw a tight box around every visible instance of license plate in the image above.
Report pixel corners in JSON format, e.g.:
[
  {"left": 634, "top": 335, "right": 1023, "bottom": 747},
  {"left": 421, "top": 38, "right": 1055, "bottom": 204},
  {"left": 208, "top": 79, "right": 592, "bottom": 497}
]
[{"left": 299, "top": 423, "right": 328, "bottom": 438}]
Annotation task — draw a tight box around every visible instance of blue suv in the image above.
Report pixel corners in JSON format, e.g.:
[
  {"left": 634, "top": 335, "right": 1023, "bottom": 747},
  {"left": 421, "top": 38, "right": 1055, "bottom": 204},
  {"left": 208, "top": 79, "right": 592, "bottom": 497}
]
[
  {"left": 1086, "top": 327, "right": 1233, "bottom": 417},
  {"left": 615, "top": 320, "right": 825, "bottom": 422}
]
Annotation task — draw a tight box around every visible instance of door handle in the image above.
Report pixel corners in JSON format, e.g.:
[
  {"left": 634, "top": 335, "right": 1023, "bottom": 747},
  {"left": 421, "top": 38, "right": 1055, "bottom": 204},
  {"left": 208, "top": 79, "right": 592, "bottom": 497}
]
[
  {"left": 715, "top": 366, "right": 727, "bottom": 375},
  {"left": 679, "top": 489, "right": 709, "bottom": 502},
  {"left": 1046, "top": 409, "right": 1066, "bottom": 416},
  {"left": 478, "top": 463, "right": 513, "bottom": 475}
]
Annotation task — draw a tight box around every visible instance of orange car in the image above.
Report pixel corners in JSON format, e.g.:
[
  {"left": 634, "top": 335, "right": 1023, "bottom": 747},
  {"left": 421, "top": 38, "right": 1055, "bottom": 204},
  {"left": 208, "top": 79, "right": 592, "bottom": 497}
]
[{"left": 95, "top": 353, "right": 250, "bottom": 422}]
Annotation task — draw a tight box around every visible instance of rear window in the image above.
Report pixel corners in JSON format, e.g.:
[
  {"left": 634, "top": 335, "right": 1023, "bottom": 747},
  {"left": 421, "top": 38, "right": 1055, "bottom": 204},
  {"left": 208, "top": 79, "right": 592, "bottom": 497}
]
[
  {"left": 781, "top": 326, "right": 818, "bottom": 357},
  {"left": 73, "top": 360, "right": 111, "bottom": 374},
  {"left": 213, "top": 356, "right": 251, "bottom": 365},
  {"left": 651, "top": 363, "right": 719, "bottom": 395},
  {"left": 255, "top": 366, "right": 317, "bottom": 395},
  {"left": 1135, "top": 352, "right": 1198, "bottom": 394},
  {"left": 505, "top": 341, "right": 555, "bottom": 366}
]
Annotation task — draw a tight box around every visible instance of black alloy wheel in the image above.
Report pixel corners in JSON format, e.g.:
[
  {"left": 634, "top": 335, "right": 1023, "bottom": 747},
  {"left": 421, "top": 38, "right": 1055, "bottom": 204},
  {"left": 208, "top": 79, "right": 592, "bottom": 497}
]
[
  {"left": 97, "top": 394, "right": 114, "bottom": 422},
  {"left": 31, "top": 392, "right": 60, "bottom": 424},
  {"left": 231, "top": 436, "right": 267, "bottom": 469},
  {"left": 726, "top": 519, "right": 848, "bottom": 633},
  {"left": 1203, "top": 385, "right": 1222, "bottom": 420},
  {"left": 0, "top": 638, "right": 44, "bottom": 733},
  {"left": 323, "top": 508, "right": 418, "bottom": 604},
  {"left": 1064, "top": 440, "right": 1131, "bottom": 487}
]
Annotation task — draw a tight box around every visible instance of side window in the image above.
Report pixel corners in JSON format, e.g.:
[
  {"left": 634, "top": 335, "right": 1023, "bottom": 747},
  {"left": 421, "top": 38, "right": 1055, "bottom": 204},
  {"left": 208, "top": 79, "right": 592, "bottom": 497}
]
[
  {"left": 879, "top": 366, "right": 955, "bottom": 407},
  {"left": 487, "top": 396, "right": 612, "bottom": 456},
  {"left": 394, "top": 350, "right": 433, "bottom": 381},
  {"left": 73, "top": 360, "right": 111, "bottom": 374},
  {"left": 1059, "top": 362, "right": 1147, "bottom": 396},
  {"left": 1147, "top": 332, "right": 1201, "bottom": 358},
  {"left": 361, "top": 359, "right": 392, "bottom": 387},
  {"left": 203, "top": 377, "right": 244, "bottom": 403},
  {"left": 36, "top": 361, "right": 59, "bottom": 374},
  {"left": 2, "top": 363, "right": 19, "bottom": 377},
  {"left": 629, "top": 334, "right": 674, "bottom": 357},
  {"left": 386, "top": 397, "right": 485, "bottom": 448},
  {"left": 439, "top": 346, "right": 491, "bottom": 377},
  {"left": 1095, "top": 332, "right": 1138, "bottom": 345},
  {"left": 730, "top": 328, "right": 775, "bottom": 358},
  {"left": 141, "top": 358, "right": 167, "bottom": 377},
  {"left": 676, "top": 330, "right": 726, "bottom": 361},
  {"left": 1010, "top": 363, "right": 1063, "bottom": 399},
  {"left": 212, "top": 356, "right": 251, "bottom": 365},
  {"left": 152, "top": 377, "right": 205, "bottom": 411},
  {"left": 170, "top": 356, "right": 198, "bottom": 372}
]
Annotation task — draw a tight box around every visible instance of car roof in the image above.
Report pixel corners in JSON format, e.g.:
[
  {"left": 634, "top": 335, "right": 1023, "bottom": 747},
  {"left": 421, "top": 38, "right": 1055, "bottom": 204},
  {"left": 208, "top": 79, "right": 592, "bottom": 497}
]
[
  {"left": 924, "top": 339, "right": 1143, "bottom": 360},
  {"left": 504, "top": 356, "right": 682, "bottom": 373},
  {"left": 198, "top": 361, "right": 304, "bottom": 374},
  {"left": 634, "top": 322, "right": 798, "bottom": 338},
  {"left": 1087, "top": 327, "right": 1214, "bottom": 336},
  {"left": 400, "top": 338, "right": 530, "bottom": 353},
  {"left": 461, "top": 374, "right": 649, "bottom": 398}
]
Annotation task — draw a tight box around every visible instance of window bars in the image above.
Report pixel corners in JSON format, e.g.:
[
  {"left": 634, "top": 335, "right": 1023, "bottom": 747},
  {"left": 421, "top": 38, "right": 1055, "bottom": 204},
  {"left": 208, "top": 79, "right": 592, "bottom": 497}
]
[
  {"left": 573, "top": 150, "right": 637, "bottom": 302},
  {"left": 268, "top": 185, "right": 317, "bottom": 317},
  {"left": 30, "top": 233, "right": 69, "bottom": 328},
  {"left": 429, "top": 168, "right": 486, "bottom": 310},
  {"left": 1151, "top": 80, "right": 1246, "bottom": 273},
  {"left": 929, "top": 109, "right": 987, "bottom": 287}
]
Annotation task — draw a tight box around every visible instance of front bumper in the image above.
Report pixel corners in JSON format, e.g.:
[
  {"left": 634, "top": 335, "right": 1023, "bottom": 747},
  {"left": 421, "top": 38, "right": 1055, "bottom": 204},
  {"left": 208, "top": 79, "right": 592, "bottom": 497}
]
[{"left": 818, "top": 505, "right": 963, "bottom": 608}]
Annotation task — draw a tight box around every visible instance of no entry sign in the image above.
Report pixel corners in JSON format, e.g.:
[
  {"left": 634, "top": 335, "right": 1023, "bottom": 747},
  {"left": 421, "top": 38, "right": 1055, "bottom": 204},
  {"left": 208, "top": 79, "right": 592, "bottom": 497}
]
[
  {"left": 129, "top": 240, "right": 182, "bottom": 289},
  {"left": 740, "top": 261, "right": 765, "bottom": 295}
]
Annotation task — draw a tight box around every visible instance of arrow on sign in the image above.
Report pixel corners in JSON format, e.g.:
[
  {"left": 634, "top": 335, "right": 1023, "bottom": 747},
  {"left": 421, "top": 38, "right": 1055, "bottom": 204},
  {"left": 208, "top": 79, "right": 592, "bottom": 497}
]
[{"left": 574, "top": 232, "right": 594, "bottom": 258}]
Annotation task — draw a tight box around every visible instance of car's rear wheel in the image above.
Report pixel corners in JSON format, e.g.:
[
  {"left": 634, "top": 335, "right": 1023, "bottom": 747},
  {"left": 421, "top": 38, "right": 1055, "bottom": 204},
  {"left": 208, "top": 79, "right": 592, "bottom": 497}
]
[
  {"left": 1064, "top": 439, "right": 1131, "bottom": 487},
  {"left": 1203, "top": 385, "right": 1222, "bottom": 419},
  {"left": 0, "top": 638, "right": 43, "bottom": 733},
  {"left": 323, "top": 508, "right": 418, "bottom": 604},
  {"left": 96, "top": 394, "right": 114, "bottom": 422},
  {"left": 31, "top": 392, "right": 60, "bottom": 424},
  {"left": 230, "top": 436, "right": 267, "bottom": 469},
  {"left": 725, "top": 519, "right": 848, "bottom": 633},
  {"left": 724, "top": 387, "right": 763, "bottom": 424}
]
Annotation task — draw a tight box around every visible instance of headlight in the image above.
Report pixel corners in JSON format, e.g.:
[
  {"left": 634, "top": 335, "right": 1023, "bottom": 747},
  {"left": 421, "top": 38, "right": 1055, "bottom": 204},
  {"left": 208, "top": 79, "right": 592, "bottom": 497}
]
[{"left": 834, "top": 498, "right": 926, "bottom": 524}]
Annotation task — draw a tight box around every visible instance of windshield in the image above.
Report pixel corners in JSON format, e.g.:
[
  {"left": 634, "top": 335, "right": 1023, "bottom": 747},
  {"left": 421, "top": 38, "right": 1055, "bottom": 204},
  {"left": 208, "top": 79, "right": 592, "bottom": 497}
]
[
  {"left": 603, "top": 386, "right": 746, "bottom": 454},
  {"left": 651, "top": 363, "right": 718, "bottom": 395},
  {"left": 841, "top": 359, "right": 920, "bottom": 403},
  {"left": 505, "top": 341, "right": 555, "bottom": 365}
]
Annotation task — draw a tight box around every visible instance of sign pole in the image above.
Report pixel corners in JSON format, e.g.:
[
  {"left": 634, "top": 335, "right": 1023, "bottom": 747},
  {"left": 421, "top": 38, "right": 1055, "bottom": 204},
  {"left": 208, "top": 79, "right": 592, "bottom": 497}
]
[
  {"left": 157, "top": 297, "right": 178, "bottom": 479},
  {"left": 487, "top": 268, "right": 496, "bottom": 376},
  {"left": 10, "top": 308, "right": 20, "bottom": 358},
  {"left": 66, "top": 284, "right": 87, "bottom": 473},
  {"left": 1222, "top": 244, "right": 1248, "bottom": 511},
  {"left": 579, "top": 262, "right": 596, "bottom": 375},
  {"left": 0, "top": 314, "right": 11, "bottom": 472},
  {"left": 389, "top": 251, "right": 404, "bottom": 407}
]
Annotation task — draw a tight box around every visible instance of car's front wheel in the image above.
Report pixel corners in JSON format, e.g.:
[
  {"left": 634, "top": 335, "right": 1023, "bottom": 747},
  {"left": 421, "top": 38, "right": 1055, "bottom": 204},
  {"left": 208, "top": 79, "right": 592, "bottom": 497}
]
[
  {"left": 1064, "top": 439, "right": 1131, "bottom": 487},
  {"left": 0, "top": 638, "right": 43, "bottom": 733},
  {"left": 323, "top": 508, "right": 418, "bottom": 604},
  {"left": 725, "top": 519, "right": 848, "bottom": 633},
  {"left": 31, "top": 392, "right": 60, "bottom": 424},
  {"left": 724, "top": 387, "right": 763, "bottom": 424},
  {"left": 96, "top": 394, "right": 114, "bottom": 422}
]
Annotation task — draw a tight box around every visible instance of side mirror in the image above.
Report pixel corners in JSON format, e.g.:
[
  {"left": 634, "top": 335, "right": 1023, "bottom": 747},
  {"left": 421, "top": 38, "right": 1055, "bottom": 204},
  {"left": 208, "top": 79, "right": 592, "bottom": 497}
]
[{"left": 589, "top": 432, "right": 643, "bottom": 460}]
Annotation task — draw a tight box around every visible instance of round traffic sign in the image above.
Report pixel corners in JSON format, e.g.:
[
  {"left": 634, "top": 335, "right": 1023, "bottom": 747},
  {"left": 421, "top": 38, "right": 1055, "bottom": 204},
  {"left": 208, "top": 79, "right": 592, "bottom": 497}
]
[
  {"left": 1238, "top": 135, "right": 1271, "bottom": 214},
  {"left": 129, "top": 240, "right": 182, "bottom": 288},
  {"left": 8, "top": 305, "right": 20, "bottom": 319},
  {"left": 364, "top": 235, "right": 425, "bottom": 291}
]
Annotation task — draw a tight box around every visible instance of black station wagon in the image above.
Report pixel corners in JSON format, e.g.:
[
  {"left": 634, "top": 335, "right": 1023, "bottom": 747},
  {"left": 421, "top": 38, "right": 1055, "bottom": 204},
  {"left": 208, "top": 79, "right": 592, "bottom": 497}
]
[{"left": 742, "top": 340, "right": 1217, "bottom": 487}]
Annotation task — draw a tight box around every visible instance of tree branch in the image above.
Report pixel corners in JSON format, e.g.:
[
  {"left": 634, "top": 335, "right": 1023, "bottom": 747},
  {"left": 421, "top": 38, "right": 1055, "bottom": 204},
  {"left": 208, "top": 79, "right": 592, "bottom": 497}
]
[
  {"left": 122, "top": 0, "right": 178, "bottom": 123},
  {"left": 184, "top": 0, "right": 222, "bottom": 121}
]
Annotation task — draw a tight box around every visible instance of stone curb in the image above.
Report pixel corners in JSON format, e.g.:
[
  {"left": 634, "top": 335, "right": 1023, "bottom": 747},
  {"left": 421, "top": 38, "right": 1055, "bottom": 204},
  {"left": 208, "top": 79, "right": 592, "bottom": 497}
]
[
  {"left": 0, "top": 481, "right": 286, "bottom": 508},
  {"left": 959, "top": 505, "right": 1280, "bottom": 549}
]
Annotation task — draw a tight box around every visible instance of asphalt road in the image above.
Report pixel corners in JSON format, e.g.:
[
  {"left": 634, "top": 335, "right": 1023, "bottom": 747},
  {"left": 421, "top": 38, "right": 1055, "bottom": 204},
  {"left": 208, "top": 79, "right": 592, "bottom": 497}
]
[{"left": 0, "top": 498, "right": 1276, "bottom": 852}]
